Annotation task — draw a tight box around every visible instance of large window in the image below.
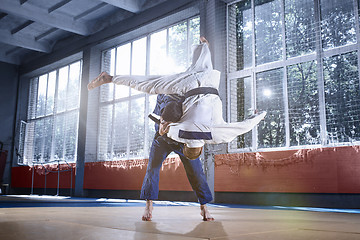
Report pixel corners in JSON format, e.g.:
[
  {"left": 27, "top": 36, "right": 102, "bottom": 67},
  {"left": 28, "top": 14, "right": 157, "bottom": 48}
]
[
  {"left": 98, "top": 17, "right": 200, "bottom": 161},
  {"left": 20, "top": 61, "right": 82, "bottom": 164},
  {"left": 228, "top": 0, "right": 360, "bottom": 151}
]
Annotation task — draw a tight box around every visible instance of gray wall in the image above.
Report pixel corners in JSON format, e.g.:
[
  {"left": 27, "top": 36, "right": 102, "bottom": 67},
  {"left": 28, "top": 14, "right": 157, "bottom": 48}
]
[{"left": 0, "top": 61, "right": 19, "bottom": 185}]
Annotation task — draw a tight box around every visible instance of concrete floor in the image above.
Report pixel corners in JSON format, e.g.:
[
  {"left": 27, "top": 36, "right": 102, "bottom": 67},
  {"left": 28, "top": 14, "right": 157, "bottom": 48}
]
[{"left": 0, "top": 195, "right": 360, "bottom": 239}]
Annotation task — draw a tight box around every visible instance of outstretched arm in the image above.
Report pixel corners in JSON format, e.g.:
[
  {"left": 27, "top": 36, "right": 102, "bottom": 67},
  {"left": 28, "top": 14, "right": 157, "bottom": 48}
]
[
  {"left": 88, "top": 37, "right": 212, "bottom": 93},
  {"left": 88, "top": 70, "right": 194, "bottom": 95}
]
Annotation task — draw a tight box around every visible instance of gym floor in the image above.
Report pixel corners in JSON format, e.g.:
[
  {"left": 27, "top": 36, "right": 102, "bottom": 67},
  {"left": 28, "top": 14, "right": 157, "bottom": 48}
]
[{"left": 0, "top": 195, "right": 360, "bottom": 240}]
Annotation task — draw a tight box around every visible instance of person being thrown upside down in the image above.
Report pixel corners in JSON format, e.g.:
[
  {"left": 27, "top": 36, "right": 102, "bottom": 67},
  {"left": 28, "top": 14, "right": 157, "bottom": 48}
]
[{"left": 88, "top": 37, "right": 266, "bottom": 221}]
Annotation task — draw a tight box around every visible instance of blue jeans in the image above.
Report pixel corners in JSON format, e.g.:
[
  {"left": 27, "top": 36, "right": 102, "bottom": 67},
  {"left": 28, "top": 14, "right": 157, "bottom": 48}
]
[{"left": 140, "top": 135, "right": 213, "bottom": 205}]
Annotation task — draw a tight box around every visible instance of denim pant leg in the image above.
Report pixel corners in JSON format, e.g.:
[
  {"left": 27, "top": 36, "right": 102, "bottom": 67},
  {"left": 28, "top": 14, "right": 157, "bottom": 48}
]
[
  {"left": 140, "top": 137, "right": 172, "bottom": 200},
  {"left": 175, "top": 148, "right": 213, "bottom": 205}
]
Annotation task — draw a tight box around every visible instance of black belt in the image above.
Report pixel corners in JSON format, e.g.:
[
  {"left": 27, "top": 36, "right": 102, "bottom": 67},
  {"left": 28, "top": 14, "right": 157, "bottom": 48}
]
[{"left": 183, "top": 87, "right": 219, "bottom": 100}]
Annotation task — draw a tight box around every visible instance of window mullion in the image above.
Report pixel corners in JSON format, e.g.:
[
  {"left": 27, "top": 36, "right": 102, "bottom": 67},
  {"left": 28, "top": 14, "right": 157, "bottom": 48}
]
[
  {"left": 354, "top": 0, "right": 360, "bottom": 91},
  {"left": 281, "top": 0, "right": 290, "bottom": 147},
  {"left": 51, "top": 70, "right": 60, "bottom": 161},
  {"left": 145, "top": 35, "right": 151, "bottom": 76},
  {"left": 251, "top": 0, "right": 257, "bottom": 150},
  {"left": 144, "top": 36, "right": 151, "bottom": 156},
  {"left": 127, "top": 99, "right": 131, "bottom": 159},
  {"left": 114, "top": 47, "right": 118, "bottom": 100},
  {"left": 166, "top": 28, "right": 169, "bottom": 58},
  {"left": 109, "top": 49, "right": 118, "bottom": 161},
  {"left": 283, "top": 66, "right": 290, "bottom": 147},
  {"left": 186, "top": 19, "right": 190, "bottom": 67},
  {"left": 226, "top": 4, "right": 231, "bottom": 153},
  {"left": 251, "top": 71, "right": 257, "bottom": 150},
  {"left": 62, "top": 66, "right": 71, "bottom": 161},
  {"left": 127, "top": 42, "right": 133, "bottom": 159},
  {"left": 31, "top": 78, "right": 39, "bottom": 163},
  {"left": 110, "top": 102, "right": 115, "bottom": 161},
  {"left": 40, "top": 74, "right": 50, "bottom": 162},
  {"left": 314, "top": 0, "right": 327, "bottom": 145},
  {"left": 251, "top": 0, "right": 256, "bottom": 68},
  {"left": 129, "top": 41, "right": 134, "bottom": 77},
  {"left": 144, "top": 95, "right": 149, "bottom": 156},
  {"left": 111, "top": 48, "right": 118, "bottom": 161}
]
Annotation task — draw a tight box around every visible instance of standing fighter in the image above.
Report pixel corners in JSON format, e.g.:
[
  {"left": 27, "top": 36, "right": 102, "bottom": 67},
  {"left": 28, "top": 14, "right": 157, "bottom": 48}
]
[{"left": 140, "top": 93, "right": 214, "bottom": 221}]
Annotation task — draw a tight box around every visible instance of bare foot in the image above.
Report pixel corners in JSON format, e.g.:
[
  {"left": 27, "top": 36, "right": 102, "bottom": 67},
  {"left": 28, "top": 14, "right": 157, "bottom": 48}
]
[
  {"left": 200, "top": 204, "right": 214, "bottom": 221},
  {"left": 142, "top": 200, "right": 153, "bottom": 221},
  {"left": 87, "top": 71, "right": 113, "bottom": 90}
]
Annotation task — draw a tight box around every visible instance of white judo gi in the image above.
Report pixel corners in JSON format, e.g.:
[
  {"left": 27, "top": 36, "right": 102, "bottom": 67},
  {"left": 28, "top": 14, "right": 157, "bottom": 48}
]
[{"left": 112, "top": 43, "right": 266, "bottom": 148}]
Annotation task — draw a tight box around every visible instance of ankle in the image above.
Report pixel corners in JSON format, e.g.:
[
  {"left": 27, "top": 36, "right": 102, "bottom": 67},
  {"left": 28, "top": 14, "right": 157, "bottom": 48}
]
[{"left": 146, "top": 200, "right": 153, "bottom": 209}]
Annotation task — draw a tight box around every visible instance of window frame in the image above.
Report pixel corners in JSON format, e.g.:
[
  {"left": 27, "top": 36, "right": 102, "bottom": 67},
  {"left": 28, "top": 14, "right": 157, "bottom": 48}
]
[
  {"left": 19, "top": 60, "right": 83, "bottom": 165},
  {"left": 226, "top": 0, "right": 360, "bottom": 153}
]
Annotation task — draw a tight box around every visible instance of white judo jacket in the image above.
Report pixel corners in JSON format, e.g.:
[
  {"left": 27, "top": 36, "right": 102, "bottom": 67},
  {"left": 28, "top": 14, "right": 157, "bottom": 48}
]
[{"left": 112, "top": 43, "right": 266, "bottom": 148}]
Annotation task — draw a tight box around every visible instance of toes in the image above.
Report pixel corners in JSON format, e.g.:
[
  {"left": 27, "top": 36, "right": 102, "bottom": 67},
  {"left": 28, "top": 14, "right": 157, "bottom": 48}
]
[
  {"left": 142, "top": 216, "right": 151, "bottom": 221},
  {"left": 202, "top": 216, "right": 215, "bottom": 221},
  {"left": 142, "top": 210, "right": 152, "bottom": 221}
]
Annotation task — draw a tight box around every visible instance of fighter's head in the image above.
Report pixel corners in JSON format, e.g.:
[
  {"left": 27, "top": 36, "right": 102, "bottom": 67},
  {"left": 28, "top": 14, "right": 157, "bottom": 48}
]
[
  {"left": 158, "top": 101, "right": 183, "bottom": 136},
  {"left": 161, "top": 101, "right": 183, "bottom": 123}
]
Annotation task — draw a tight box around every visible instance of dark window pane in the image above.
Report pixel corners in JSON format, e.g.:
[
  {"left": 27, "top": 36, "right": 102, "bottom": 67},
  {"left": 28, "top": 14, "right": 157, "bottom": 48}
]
[
  {"left": 169, "top": 22, "right": 188, "bottom": 72},
  {"left": 33, "top": 119, "right": 44, "bottom": 162},
  {"left": 64, "top": 111, "right": 78, "bottom": 161},
  {"left": 46, "top": 71, "right": 56, "bottom": 115},
  {"left": 229, "top": 77, "right": 253, "bottom": 149},
  {"left": 54, "top": 114, "right": 65, "bottom": 160},
  {"left": 43, "top": 117, "right": 53, "bottom": 161},
  {"left": 255, "top": 0, "right": 283, "bottom": 65},
  {"left": 287, "top": 61, "right": 320, "bottom": 146},
  {"left": 320, "top": 0, "right": 356, "bottom": 49},
  {"left": 67, "top": 62, "right": 81, "bottom": 110},
  {"left": 228, "top": 0, "right": 252, "bottom": 71},
  {"left": 129, "top": 97, "right": 145, "bottom": 158},
  {"left": 57, "top": 66, "right": 69, "bottom": 113},
  {"left": 113, "top": 101, "right": 129, "bottom": 159},
  {"left": 98, "top": 105, "right": 113, "bottom": 160},
  {"left": 256, "top": 68, "right": 285, "bottom": 148},
  {"left": 323, "top": 52, "right": 360, "bottom": 143},
  {"left": 36, "top": 74, "right": 47, "bottom": 117},
  {"left": 100, "top": 49, "right": 115, "bottom": 102},
  {"left": 285, "top": 0, "right": 316, "bottom": 57}
]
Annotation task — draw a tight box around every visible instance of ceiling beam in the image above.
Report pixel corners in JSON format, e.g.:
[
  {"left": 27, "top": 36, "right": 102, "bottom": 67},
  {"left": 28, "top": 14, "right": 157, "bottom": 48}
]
[
  {"left": 48, "top": 0, "right": 72, "bottom": 13},
  {"left": 35, "top": 28, "right": 58, "bottom": 41},
  {"left": 0, "top": 29, "right": 52, "bottom": 53},
  {"left": 6, "top": 47, "right": 22, "bottom": 56},
  {"left": 19, "top": 0, "right": 197, "bottom": 73},
  {"left": 11, "top": 20, "right": 34, "bottom": 34},
  {"left": 0, "top": 0, "right": 92, "bottom": 35},
  {"left": 100, "top": 0, "right": 142, "bottom": 13},
  {"left": 74, "top": 2, "right": 108, "bottom": 20},
  {"left": 0, "top": 51, "right": 20, "bottom": 65},
  {"left": 140, "top": 0, "right": 169, "bottom": 11}
]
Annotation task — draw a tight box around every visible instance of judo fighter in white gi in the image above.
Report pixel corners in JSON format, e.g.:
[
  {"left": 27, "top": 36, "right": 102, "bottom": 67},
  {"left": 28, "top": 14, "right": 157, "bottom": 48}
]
[{"left": 88, "top": 37, "right": 266, "bottom": 159}]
